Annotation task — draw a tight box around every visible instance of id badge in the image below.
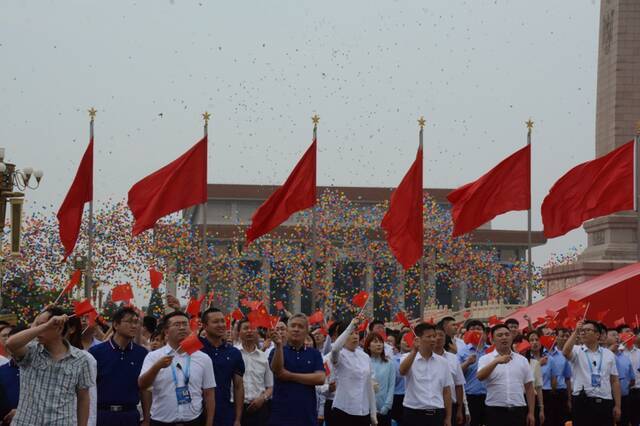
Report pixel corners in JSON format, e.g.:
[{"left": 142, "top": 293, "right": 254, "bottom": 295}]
[
  {"left": 175, "top": 386, "right": 192, "bottom": 405},
  {"left": 591, "top": 373, "right": 602, "bottom": 388}
]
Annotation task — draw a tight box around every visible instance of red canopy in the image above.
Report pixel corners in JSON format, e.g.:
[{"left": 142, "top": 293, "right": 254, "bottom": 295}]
[{"left": 506, "top": 262, "right": 640, "bottom": 328}]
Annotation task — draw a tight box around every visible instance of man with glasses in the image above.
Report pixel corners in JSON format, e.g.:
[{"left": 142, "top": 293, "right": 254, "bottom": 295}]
[
  {"left": 139, "top": 311, "right": 216, "bottom": 426},
  {"left": 562, "top": 320, "right": 621, "bottom": 426},
  {"left": 89, "top": 307, "right": 149, "bottom": 426}
]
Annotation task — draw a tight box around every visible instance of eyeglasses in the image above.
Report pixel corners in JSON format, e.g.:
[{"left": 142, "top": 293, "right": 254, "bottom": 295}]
[
  {"left": 580, "top": 328, "right": 596, "bottom": 334},
  {"left": 168, "top": 322, "right": 190, "bottom": 329}
]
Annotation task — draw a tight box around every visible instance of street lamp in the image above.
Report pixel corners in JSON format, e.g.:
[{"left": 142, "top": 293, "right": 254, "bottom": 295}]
[{"left": 0, "top": 148, "right": 43, "bottom": 308}]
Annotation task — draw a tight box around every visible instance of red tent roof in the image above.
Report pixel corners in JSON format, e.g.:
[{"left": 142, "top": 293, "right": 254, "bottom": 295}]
[{"left": 506, "top": 262, "right": 640, "bottom": 328}]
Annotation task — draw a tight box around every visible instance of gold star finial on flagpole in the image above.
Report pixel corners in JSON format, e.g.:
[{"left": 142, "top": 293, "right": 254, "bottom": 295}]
[
  {"left": 311, "top": 114, "right": 320, "bottom": 126},
  {"left": 418, "top": 116, "right": 426, "bottom": 129},
  {"left": 202, "top": 111, "right": 211, "bottom": 124},
  {"left": 88, "top": 107, "right": 97, "bottom": 122},
  {"left": 526, "top": 118, "right": 534, "bottom": 130}
]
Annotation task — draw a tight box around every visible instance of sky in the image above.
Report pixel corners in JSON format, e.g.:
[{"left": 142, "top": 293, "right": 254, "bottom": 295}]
[{"left": 0, "top": 0, "right": 602, "bottom": 267}]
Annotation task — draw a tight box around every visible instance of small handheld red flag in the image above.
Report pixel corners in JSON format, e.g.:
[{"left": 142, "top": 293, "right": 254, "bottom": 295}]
[
  {"left": 566, "top": 299, "right": 587, "bottom": 319},
  {"left": 179, "top": 334, "right": 204, "bottom": 355},
  {"left": 516, "top": 340, "right": 531, "bottom": 354},
  {"left": 488, "top": 315, "right": 501, "bottom": 327},
  {"left": 352, "top": 291, "right": 369, "bottom": 308},
  {"left": 73, "top": 299, "right": 96, "bottom": 317},
  {"left": 394, "top": 312, "right": 412, "bottom": 328},
  {"left": 402, "top": 332, "right": 415, "bottom": 347},
  {"left": 186, "top": 296, "right": 204, "bottom": 317},
  {"left": 463, "top": 330, "right": 482, "bottom": 346},
  {"left": 596, "top": 309, "right": 610, "bottom": 323},
  {"left": 308, "top": 310, "right": 324, "bottom": 325},
  {"left": 275, "top": 301, "right": 285, "bottom": 311},
  {"left": 620, "top": 332, "right": 636, "bottom": 350},
  {"left": 231, "top": 308, "right": 244, "bottom": 321},
  {"left": 189, "top": 317, "right": 200, "bottom": 332},
  {"left": 613, "top": 317, "right": 626, "bottom": 328},
  {"left": 149, "top": 268, "right": 163, "bottom": 289},
  {"left": 539, "top": 335, "right": 556, "bottom": 351},
  {"left": 112, "top": 283, "right": 134, "bottom": 303},
  {"left": 358, "top": 319, "right": 369, "bottom": 333}
]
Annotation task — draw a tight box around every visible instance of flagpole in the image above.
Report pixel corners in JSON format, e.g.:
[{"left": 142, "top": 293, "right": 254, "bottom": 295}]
[
  {"left": 418, "top": 117, "right": 426, "bottom": 319},
  {"left": 526, "top": 119, "right": 534, "bottom": 306},
  {"left": 311, "top": 114, "right": 319, "bottom": 312},
  {"left": 635, "top": 120, "right": 640, "bottom": 263},
  {"left": 85, "top": 108, "right": 96, "bottom": 301},
  {"left": 201, "top": 112, "right": 211, "bottom": 299}
]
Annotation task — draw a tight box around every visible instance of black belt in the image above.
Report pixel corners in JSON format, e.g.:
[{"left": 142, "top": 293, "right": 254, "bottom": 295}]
[
  {"left": 405, "top": 407, "right": 443, "bottom": 415},
  {"left": 487, "top": 405, "right": 526, "bottom": 412},
  {"left": 97, "top": 404, "right": 137, "bottom": 412}
]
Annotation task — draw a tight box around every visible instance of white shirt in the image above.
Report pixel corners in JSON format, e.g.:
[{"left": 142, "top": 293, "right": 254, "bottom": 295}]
[
  {"left": 319, "top": 353, "right": 336, "bottom": 400},
  {"left": 332, "top": 348, "right": 374, "bottom": 416},
  {"left": 0, "top": 355, "right": 9, "bottom": 366},
  {"left": 478, "top": 350, "right": 533, "bottom": 408},
  {"left": 384, "top": 343, "right": 394, "bottom": 359},
  {"left": 441, "top": 351, "right": 465, "bottom": 403},
  {"left": 568, "top": 345, "right": 618, "bottom": 399},
  {"left": 626, "top": 346, "right": 640, "bottom": 389},
  {"left": 85, "top": 351, "right": 97, "bottom": 426},
  {"left": 140, "top": 344, "right": 216, "bottom": 422},
  {"left": 402, "top": 352, "right": 454, "bottom": 410},
  {"left": 239, "top": 344, "right": 273, "bottom": 403}
]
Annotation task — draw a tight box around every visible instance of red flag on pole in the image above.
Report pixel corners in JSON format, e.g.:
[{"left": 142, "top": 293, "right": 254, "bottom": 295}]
[
  {"left": 128, "top": 137, "right": 207, "bottom": 236},
  {"left": 245, "top": 139, "right": 316, "bottom": 245},
  {"left": 381, "top": 142, "right": 423, "bottom": 270},
  {"left": 308, "top": 310, "right": 324, "bottom": 325},
  {"left": 179, "top": 334, "right": 204, "bottom": 355},
  {"left": 112, "top": 283, "right": 134, "bottom": 303},
  {"left": 149, "top": 268, "right": 163, "bottom": 289},
  {"left": 57, "top": 139, "right": 93, "bottom": 260},
  {"left": 394, "top": 311, "right": 412, "bottom": 328},
  {"left": 73, "top": 299, "right": 96, "bottom": 317},
  {"left": 542, "top": 140, "right": 634, "bottom": 238},
  {"left": 447, "top": 145, "right": 530, "bottom": 237},
  {"left": 352, "top": 291, "right": 369, "bottom": 308},
  {"left": 62, "top": 270, "right": 83, "bottom": 295}
]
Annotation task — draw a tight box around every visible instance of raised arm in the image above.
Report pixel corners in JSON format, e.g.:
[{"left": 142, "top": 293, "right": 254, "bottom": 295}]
[
  {"left": 562, "top": 321, "right": 583, "bottom": 359},
  {"left": 331, "top": 319, "right": 356, "bottom": 365},
  {"left": 6, "top": 315, "right": 67, "bottom": 359}
]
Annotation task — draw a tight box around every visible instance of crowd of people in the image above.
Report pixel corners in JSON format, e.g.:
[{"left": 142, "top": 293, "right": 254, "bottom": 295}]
[{"left": 0, "top": 299, "right": 638, "bottom": 426}]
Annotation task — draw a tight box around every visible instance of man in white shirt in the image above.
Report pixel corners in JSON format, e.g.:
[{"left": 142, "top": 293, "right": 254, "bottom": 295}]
[
  {"left": 561, "top": 319, "right": 621, "bottom": 426},
  {"left": 626, "top": 333, "right": 640, "bottom": 426},
  {"left": 237, "top": 319, "right": 273, "bottom": 426},
  {"left": 477, "top": 323, "right": 535, "bottom": 426},
  {"left": 435, "top": 324, "right": 465, "bottom": 426},
  {"left": 139, "top": 311, "right": 216, "bottom": 426},
  {"left": 399, "top": 323, "right": 452, "bottom": 426}
]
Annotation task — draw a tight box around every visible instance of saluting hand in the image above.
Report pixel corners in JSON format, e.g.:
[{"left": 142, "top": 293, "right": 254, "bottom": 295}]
[{"left": 495, "top": 354, "right": 511, "bottom": 364}]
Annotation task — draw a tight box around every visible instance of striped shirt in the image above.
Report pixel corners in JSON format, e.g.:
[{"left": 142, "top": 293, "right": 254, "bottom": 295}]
[{"left": 13, "top": 341, "right": 94, "bottom": 426}]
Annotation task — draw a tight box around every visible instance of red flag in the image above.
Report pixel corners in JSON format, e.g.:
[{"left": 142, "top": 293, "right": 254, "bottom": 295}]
[
  {"left": 488, "top": 315, "right": 501, "bottom": 327},
  {"left": 447, "top": 145, "right": 530, "bottom": 237},
  {"left": 245, "top": 139, "right": 316, "bottom": 245},
  {"left": 547, "top": 319, "right": 559, "bottom": 330},
  {"left": 563, "top": 316, "right": 577, "bottom": 329},
  {"left": 539, "top": 335, "right": 556, "bottom": 351},
  {"left": 403, "top": 332, "right": 415, "bottom": 347},
  {"left": 542, "top": 140, "right": 634, "bottom": 238},
  {"left": 275, "top": 301, "right": 285, "bottom": 311},
  {"left": 308, "top": 310, "right": 324, "bottom": 325},
  {"left": 381, "top": 144, "right": 423, "bottom": 270},
  {"left": 62, "top": 270, "right": 83, "bottom": 295},
  {"left": 394, "top": 312, "right": 412, "bottom": 328},
  {"left": 352, "top": 291, "right": 369, "bottom": 308},
  {"left": 620, "top": 332, "right": 636, "bottom": 350},
  {"left": 545, "top": 309, "right": 556, "bottom": 319},
  {"left": 149, "top": 268, "right": 163, "bottom": 289},
  {"left": 231, "top": 308, "right": 244, "bottom": 321},
  {"left": 596, "top": 309, "right": 610, "bottom": 323},
  {"left": 73, "top": 299, "right": 96, "bottom": 317},
  {"left": 516, "top": 340, "right": 531, "bottom": 354},
  {"left": 566, "top": 299, "right": 588, "bottom": 319},
  {"left": 128, "top": 137, "right": 207, "bottom": 236},
  {"left": 189, "top": 317, "right": 200, "bottom": 332},
  {"left": 318, "top": 327, "right": 328, "bottom": 336},
  {"left": 179, "top": 334, "right": 204, "bottom": 355},
  {"left": 112, "top": 283, "right": 134, "bottom": 302},
  {"left": 248, "top": 309, "right": 271, "bottom": 329},
  {"left": 613, "top": 317, "right": 626, "bottom": 328},
  {"left": 57, "top": 139, "right": 93, "bottom": 260},
  {"left": 186, "top": 295, "right": 204, "bottom": 317},
  {"left": 358, "top": 319, "right": 369, "bottom": 333},
  {"left": 463, "top": 330, "right": 482, "bottom": 346}
]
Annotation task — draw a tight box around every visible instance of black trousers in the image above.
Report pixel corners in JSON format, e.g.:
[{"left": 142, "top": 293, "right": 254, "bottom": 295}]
[
  {"left": 242, "top": 402, "right": 269, "bottom": 426},
  {"left": 466, "top": 394, "right": 486, "bottom": 426},
  {"left": 629, "top": 389, "right": 640, "bottom": 426},
  {"left": 485, "top": 406, "right": 527, "bottom": 426},
  {"left": 451, "top": 402, "right": 463, "bottom": 426},
  {"left": 402, "top": 407, "right": 445, "bottom": 426},
  {"left": 390, "top": 394, "right": 404, "bottom": 425},
  {"left": 324, "top": 399, "right": 334, "bottom": 426},
  {"left": 331, "top": 408, "right": 370, "bottom": 426},
  {"left": 96, "top": 409, "right": 140, "bottom": 426},
  {"left": 150, "top": 413, "right": 204, "bottom": 426},
  {"left": 618, "top": 394, "right": 631, "bottom": 426},
  {"left": 542, "top": 389, "right": 569, "bottom": 426},
  {"left": 572, "top": 395, "right": 613, "bottom": 426},
  {"left": 376, "top": 413, "right": 391, "bottom": 426}
]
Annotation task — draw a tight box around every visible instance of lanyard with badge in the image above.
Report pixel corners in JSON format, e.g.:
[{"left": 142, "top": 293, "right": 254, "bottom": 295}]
[
  {"left": 584, "top": 348, "right": 603, "bottom": 388},
  {"left": 171, "top": 356, "right": 192, "bottom": 405}
]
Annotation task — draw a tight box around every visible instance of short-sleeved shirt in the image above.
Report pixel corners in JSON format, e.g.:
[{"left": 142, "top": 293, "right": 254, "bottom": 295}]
[
  {"left": 239, "top": 345, "right": 273, "bottom": 404},
  {"left": 457, "top": 343, "right": 488, "bottom": 395},
  {"left": 89, "top": 338, "right": 148, "bottom": 406},
  {"left": 568, "top": 345, "right": 618, "bottom": 399},
  {"left": 199, "top": 338, "right": 245, "bottom": 425},
  {"left": 268, "top": 344, "right": 324, "bottom": 426},
  {"left": 392, "top": 352, "right": 405, "bottom": 395},
  {"left": 13, "top": 341, "right": 95, "bottom": 426},
  {"left": 442, "top": 351, "right": 465, "bottom": 403},
  {"left": 614, "top": 351, "right": 635, "bottom": 396},
  {"left": 402, "top": 352, "right": 454, "bottom": 410},
  {"left": 0, "top": 359, "right": 19, "bottom": 417},
  {"left": 627, "top": 347, "right": 640, "bottom": 389},
  {"left": 478, "top": 350, "right": 533, "bottom": 408},
  {"left": 543, "top": 348, "right": 571, "bottom": 391},
  {"left": 140, "top": 344, "right": 216, "bottom": 423}
]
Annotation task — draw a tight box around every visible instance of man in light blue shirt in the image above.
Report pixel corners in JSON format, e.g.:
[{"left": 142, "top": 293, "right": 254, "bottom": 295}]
[
  {"left": 457, "top": 320, "right": 488, "bottom": 426},
  {"left": 541, "top": 328, "right": 572, "bottom": 426},
  {"left": 607, "top": 330, "right": 636, "bottom": 426}
]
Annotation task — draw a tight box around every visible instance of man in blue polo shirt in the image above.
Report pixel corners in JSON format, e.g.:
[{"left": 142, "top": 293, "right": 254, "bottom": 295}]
[
  {"left": 543, "top": 328, "right": 572, "bottom": 426},
  {"left": 89, "top": 307, "right": 149, "bottom": 426},
  {"left": 269, "top": 313, "right": 325, "bottom": 426},
  {"left": 200, "top": 308, "right": 245, "bottom": 426},
  {"left": 0, "top": 326, "right": 23, "bottom": 426},
  {"left": 457, "top": 319, "right": 489, "bottom": 426}
]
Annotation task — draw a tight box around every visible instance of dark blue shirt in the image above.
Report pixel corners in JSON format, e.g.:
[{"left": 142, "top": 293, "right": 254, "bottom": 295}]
[
  {"left": 268, "top": 344, "right": 324, "bottom": 426},
  {"left": 0, "top": 360, "right": 19, "bottom": 418},
  {"left": 88, "top": 338, "right": 148, "bottom": 406},
  {"left": 199, "top": 338, "right": 245, "bottom": 426}
]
